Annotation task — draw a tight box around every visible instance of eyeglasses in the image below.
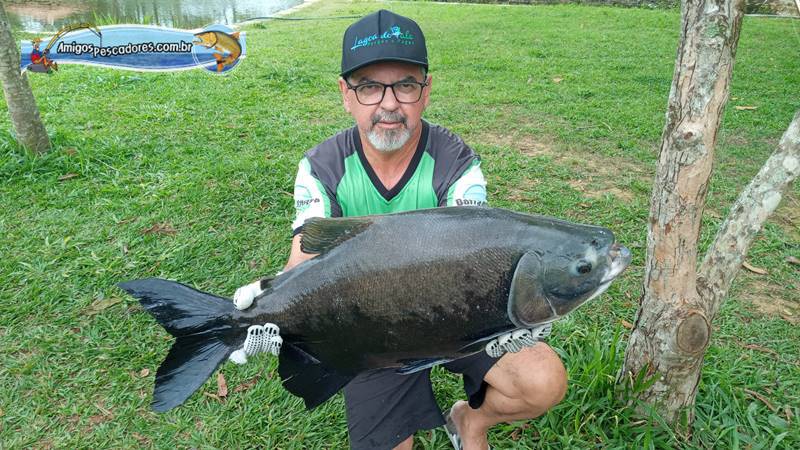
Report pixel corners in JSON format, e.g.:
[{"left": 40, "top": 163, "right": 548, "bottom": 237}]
[{"left": 345, "top": 79, "right": 429, "bottom": 105}]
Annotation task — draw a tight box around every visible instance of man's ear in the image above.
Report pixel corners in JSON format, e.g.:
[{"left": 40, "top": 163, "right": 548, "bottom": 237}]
[{"left": 338, "top": 78, "right": 351, "bottom": 113}]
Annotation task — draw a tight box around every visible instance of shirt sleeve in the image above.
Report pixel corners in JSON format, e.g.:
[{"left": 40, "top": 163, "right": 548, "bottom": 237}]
[
  {"left": 292, "top": 157, "right": 333, "bottom": 234},
  {"left": 445, "top": 159, "right": 488, "bottom": 207}
]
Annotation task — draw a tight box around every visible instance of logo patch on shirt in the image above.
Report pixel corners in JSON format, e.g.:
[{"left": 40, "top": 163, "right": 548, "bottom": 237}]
[
  {"left": 455, "top": 198, "right": 487, "bottom": 206},
  {"left": 295, "top": 198, "right": 321, "bottom": 209}
]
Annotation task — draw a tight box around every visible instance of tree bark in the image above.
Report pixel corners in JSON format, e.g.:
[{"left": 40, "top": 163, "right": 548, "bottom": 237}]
[
  {"left": 0, "top": 3, "right": 51, "bottom": 154},
  {"left": 618, "top": 0, "right": 746, "bottom": 425}
]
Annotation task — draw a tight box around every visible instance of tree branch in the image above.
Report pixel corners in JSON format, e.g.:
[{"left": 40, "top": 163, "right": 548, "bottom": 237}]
[{"left": 698, "top": 110, "right": 800, "bottom": 319}]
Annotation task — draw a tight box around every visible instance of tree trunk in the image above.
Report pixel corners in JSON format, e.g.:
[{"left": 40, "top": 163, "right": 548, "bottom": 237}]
[
  {"left": 618, "top": 0, "right": 746, "bottom": 425},
  {"left": 0, "top": 3, "right": 51, "bottom": 154}
]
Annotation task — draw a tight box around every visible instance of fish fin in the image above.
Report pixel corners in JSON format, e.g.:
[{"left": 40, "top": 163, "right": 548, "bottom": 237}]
[
  {"left": 300, "top": 217, "right": 373, "bottom": 255},
  {"left": 230, "top": 31, "right": 240, "bottom": 39},
  {"left": 117, "top": 278, "right": 241, "bottom": 412},
  {"left": 152, "top": 334, "right": 231, "bottom": 412},
  {"left": 278, "top": 343, "right": 353, "bottom": 409},
  {"left": 508, "top": 253, "right": 554, "bottom": 328},
  {"left": 395, "top": 358, "right": 449, "bottom": 374}
]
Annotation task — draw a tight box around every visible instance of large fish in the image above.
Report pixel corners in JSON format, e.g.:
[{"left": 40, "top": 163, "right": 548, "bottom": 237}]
[
  {"left": 118, "top": 207, "right": 630, "bottom": 412},
  {"left": 193, "top": 30, "right": 242, "bottom": 72}
]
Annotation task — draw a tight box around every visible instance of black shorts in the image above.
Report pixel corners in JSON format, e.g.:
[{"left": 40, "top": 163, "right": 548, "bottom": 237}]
[{"left": 343, "top": 351, "right": 500, "bottom": 450}]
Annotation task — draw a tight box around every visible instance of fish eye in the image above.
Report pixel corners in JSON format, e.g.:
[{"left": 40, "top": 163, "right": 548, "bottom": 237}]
[{"left": 575, "top": 260, "right": 592, "bottom": 275}]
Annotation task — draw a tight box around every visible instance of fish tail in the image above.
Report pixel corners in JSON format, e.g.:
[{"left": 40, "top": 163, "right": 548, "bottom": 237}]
[{"left": 117, "top": 278, "right": 242, "bottom": 412}]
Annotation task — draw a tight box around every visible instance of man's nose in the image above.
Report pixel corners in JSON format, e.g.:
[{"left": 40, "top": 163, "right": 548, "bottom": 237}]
[{"left": 379, "top": 86, "right": 401, "bottom": 110}]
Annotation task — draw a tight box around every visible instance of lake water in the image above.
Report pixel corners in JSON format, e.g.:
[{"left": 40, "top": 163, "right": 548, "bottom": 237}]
[{"left": 5, "top": 0, "right": 303, "bottom": 33}]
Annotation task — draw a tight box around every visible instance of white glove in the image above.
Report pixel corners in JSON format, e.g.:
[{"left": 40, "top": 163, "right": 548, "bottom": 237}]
[
  {"left": 485, "top": 323, "right": 552, "bottom": 358},
  {"left": 229, "top": 323, "right": 282, "bottom": 364},
  {"left": 233, "top": 280, "right": 263, "bottom": 310},
  {"left": 233, "top": 271, "right": 283, "bottom": 310}
]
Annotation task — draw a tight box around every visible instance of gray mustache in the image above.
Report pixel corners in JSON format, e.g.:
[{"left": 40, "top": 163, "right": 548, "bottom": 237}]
[{"left": 372, "top": 112, "right": 407, "bottom": 126}]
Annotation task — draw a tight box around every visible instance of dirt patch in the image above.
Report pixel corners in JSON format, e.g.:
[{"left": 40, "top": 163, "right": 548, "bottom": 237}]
[
  {"left": 568, "top": 179, "right": 635, "bottom": 202},
  {"left": 480, "top": 131, "right": 557, "bottom": 158},
  {"left": 738, "top": 275, "right": 800, "bottom": 324},
  {"left": 477, "top": 128, "right": 650, "bottom": 182},
  {"left": 478, "top": 128, "right": 647, "bottom": 204},
  {"left": 505, "top": 178, "right": 541, "bottom": 203}
]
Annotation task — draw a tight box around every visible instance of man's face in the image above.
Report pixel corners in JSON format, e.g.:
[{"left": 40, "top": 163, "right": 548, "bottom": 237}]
[{"left": 339, "top": 61, "right": 431, "bottom": 153}]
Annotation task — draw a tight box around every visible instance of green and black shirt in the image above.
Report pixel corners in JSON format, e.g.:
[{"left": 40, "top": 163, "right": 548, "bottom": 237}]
[{"left": 292, "top": 121, "right": 487, "bottom": 233}]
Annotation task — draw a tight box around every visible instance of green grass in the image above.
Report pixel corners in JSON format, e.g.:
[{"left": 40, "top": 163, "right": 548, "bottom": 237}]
[{"left": 1, "top": 1, "right": 799, "bottom": 448}]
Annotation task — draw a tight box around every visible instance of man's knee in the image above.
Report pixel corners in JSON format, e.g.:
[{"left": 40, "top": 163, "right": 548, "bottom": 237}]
[
  {"left": 490, "top": 343, "right": 568, "bottom": 411},
  {"left": 392, "top": 435, "right": 413, "bottom": 450}
]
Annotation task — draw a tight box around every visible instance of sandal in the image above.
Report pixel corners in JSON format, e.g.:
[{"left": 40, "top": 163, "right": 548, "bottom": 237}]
[{"left": 443, "top": 406, "right": 490, "bottom": 450}]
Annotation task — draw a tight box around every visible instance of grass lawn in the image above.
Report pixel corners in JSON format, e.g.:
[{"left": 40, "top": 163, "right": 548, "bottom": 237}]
[{"left": 1, "top": 1, "right": 798, "bottom": 448}]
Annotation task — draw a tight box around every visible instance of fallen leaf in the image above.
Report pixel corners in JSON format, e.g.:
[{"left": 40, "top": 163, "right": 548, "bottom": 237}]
[
  {"left": 742, "top": 261, "right": 768, "bottom": 275},
  {"left": 141, "top": 222, "right": 177, "bottom": 236},
  {"left": 64, "top": 148, "right": 77, "bottom": 156},
  {"left": 744, "top": 388, "right": 777, "bottom": 412},
  {"left": 233, "top": 375, "right": 261, "bottom": 394},
  {"left": 86, "top": 297, "right": 123, "bottom": 316},
  {"left": 217, "top": 372, "right": 228, "bottom": 398},
  {"left": 735, "top": 105, "right": 758, "bottom": 111},
  {"left": 621, "top": 319, "right": 634, "bottom": 330},
  {"left": 249, "top": 260, "right": 258, "bottom": 269},
  {"left": 786, "top": 405, "right": 794, "bottom": 423},
  {"left": 552, "top": 77, "right": 563, "bottom": 83},
  {"left": 203, "top": 392, "right": 220, "bottom": 400},
  {"left": 122, "top": 244, "right": 128, "bottom": 255},
  {"left": 731, "top": 96, "right": 739, "bottom": 100},
  {"left": 58, "top": 173, "right": 79, "bottom": 181},
  {"left": 138, "top": 368, "right": 150, "bottom": 377},
  {"left": 786, "top": 256, "right": 800, "bottom": 266}
]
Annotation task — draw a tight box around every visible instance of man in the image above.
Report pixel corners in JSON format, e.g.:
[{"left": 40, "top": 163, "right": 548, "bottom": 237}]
[
  {"left": 234, "top": 10, "right": 567, "bottom": 450},
  {"left": 30, "top": 38, "right": 57, "bottom": 71}
]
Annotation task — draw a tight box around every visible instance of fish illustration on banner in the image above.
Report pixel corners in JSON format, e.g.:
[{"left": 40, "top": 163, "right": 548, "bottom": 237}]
[{"left": 19, "top": 23, "right": 246, "bottom": 74}]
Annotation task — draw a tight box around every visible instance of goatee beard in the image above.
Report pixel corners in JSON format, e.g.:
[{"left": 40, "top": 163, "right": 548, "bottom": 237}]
[{"left": 366, "top": 112, "right": 413, "bottom": 153}]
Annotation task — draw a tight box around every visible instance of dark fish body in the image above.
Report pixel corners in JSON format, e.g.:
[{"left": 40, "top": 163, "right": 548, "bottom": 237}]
[{"left": 118, "top": 207, "right": 630, "bottom": 412}]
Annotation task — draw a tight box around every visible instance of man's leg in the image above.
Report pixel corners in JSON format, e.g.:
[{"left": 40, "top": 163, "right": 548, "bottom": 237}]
[
  {"left": 392, "top": 436, "right": 413, "bottom": 450},
  {"left": 449, "top": 342, "right": 567, "bottom": 450},
  {"left": 344, "top": 368, "right": 445, "bottom": 450}
]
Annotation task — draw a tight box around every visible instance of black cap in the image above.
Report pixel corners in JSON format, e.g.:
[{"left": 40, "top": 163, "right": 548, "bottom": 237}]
[{"left": 341, "top": 10, "right": 428, "bottom": 78}]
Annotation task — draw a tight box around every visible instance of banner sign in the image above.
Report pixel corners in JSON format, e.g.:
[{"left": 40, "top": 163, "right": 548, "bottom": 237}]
[{"left": 20, "top": 24, "right": 246, "bottom": 74}]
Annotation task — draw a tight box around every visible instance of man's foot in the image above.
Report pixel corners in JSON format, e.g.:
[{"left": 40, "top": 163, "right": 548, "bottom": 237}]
[{"left": 444, "top": 401, "right": 490, "bottom": 450}]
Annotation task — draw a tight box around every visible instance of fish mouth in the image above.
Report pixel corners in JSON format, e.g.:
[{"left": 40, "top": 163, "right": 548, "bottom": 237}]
[{"left": 601, "top": 243, "right": 631, "bottom": 285}]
